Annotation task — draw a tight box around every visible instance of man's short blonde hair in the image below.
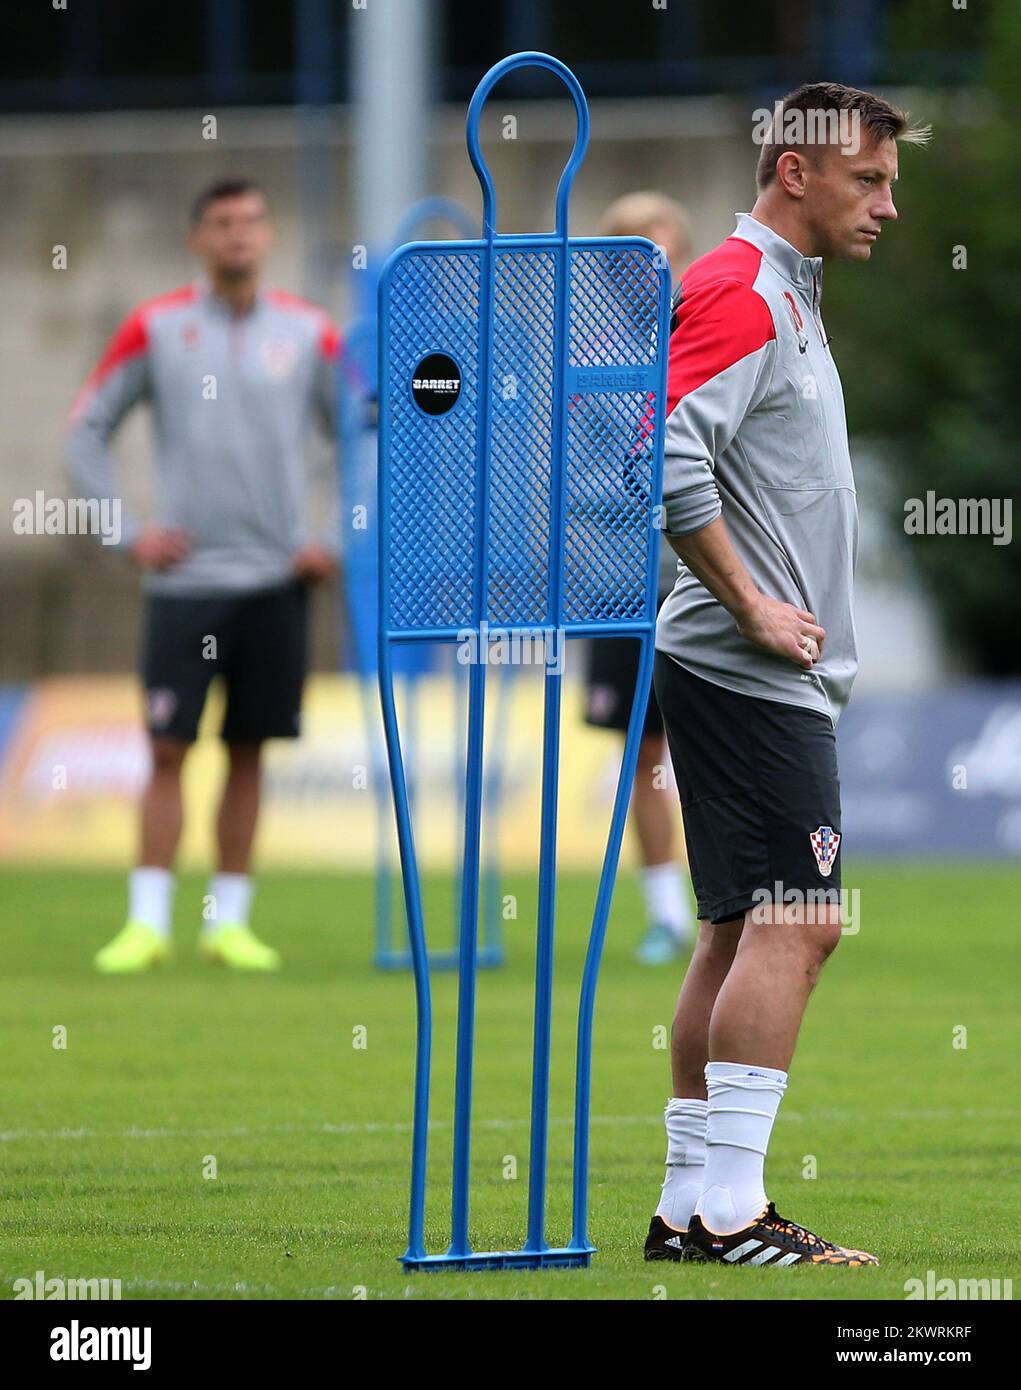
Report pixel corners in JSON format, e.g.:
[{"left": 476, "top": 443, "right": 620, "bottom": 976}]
[{"left": 598, "top": 191, "right": 693, "bottom": 259}]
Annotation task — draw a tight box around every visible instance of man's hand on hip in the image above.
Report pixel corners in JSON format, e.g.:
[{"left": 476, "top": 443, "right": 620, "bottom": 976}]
[
  {"left": 667, "top": 517, "right": 824, "bottom": 670},
  {"left": 736, "top": 594, "right": 825, "bottom": 669},
  {"left": 291, "top": 542, "right": 338, "bottom": 583},
  {"left": 131, "top": 525, "right": 191, "bottom": 571}
]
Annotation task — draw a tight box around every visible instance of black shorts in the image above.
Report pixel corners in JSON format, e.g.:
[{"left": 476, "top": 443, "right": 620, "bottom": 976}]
[
  {"left": 654, "top": 651, "right": 842, "bottom": 925},
  {"left": 141, "top": 580, "right": 308, "bottom": 743},
  {"left": 582, "top": 590, "right": 670, "bottom": 739}
]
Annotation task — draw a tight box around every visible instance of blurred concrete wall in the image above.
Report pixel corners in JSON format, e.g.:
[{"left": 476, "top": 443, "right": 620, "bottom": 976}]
[{"left": 0, "top": 94, "right": 944, "bottom": 686}]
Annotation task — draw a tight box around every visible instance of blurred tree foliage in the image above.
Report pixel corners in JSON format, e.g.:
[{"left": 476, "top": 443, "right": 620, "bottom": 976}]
[{"left": 824, "top": 0, "right": 1021, "bottom": 675}]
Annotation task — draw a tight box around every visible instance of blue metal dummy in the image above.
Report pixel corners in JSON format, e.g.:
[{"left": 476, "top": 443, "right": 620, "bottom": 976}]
[
  {"left": 339, "top": 198, "right": 508, "bottom": 971},
  {"left": 377, "top": 52, "right": 669, "bottom": 1270}
]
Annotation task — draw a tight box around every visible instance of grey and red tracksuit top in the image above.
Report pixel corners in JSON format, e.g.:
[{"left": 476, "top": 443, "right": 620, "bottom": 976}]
[
  {"left": 656, "top": 213, "right": 859, "bottom": 724},
  {"left": 67, "top": 280, "right": 340, "bottom": 596}
]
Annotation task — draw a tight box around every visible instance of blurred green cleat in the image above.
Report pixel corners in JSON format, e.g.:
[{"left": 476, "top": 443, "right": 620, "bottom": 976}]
[
  {"left": 94, "top": 921, "right": 172, "bottom": 974},
  {"left": 199, "top": 924, "right": 281, "bottom": 971}
]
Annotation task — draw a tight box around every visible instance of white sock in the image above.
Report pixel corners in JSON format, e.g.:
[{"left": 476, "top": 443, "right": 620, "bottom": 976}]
[
  {"left": 640, "top": 861, "right": 694, "bottom": 939},
  {"left": 204, "top": 873, "right": 253, "bottom": 931},
  {"left": 128, "top": 867, "right": 175, "bottom": 938},
  {"left": 655, "top": 1096, "right": 707, "bottom": 1231},
  {"left": 696, "top": 1061, "right": 788, "bottom": 1235}
]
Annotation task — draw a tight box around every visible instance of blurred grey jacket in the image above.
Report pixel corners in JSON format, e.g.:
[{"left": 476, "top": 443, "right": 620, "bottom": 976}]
[{"left": 67, "top": 281, "right": 340, "bottom": 596}]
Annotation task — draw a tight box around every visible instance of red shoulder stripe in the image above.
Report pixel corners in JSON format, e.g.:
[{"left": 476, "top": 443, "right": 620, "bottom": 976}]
[
  {"left": 69, "top": 284, "right": 197, "bottom": 421},
  {"left": 135, "top": 283, "right": 200, "bottom": 316},
  {"left": 679, "top": 235, "right": 765, "bottom": 296},
  {"left": 319, "top": 320, "right": 341, "bottom": 361},
  {"left": 266, "top": 288, "right": 341, "bottom": 360},
  {"left": 666, "top": 249, "right": 775, "bottom": 415},
  {"left": 265, "top": 287, "right": 320, "bottom": 313}
]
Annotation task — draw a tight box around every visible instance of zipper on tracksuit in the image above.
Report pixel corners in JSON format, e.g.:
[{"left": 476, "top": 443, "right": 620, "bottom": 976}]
[{"left": 811, "top": 273, "right": 830, "bottom": 353}]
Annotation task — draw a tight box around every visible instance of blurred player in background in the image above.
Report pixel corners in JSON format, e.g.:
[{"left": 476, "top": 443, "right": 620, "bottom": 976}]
[
  {"left": 68, "top": 178, "right": 340, "bottom": 973},
  {"left": 583, "top": 192, "right": 697, "bottom": 965}
]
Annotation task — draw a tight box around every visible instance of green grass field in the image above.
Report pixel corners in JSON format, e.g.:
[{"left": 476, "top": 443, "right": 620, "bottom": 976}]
[{"left": 1, "top": 862, "right": 1017, "bottom": 1301}]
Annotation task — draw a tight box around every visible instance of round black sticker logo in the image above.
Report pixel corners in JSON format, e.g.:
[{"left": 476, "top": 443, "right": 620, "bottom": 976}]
[{"left": 411, "top": 353, "right": 461, "bottom": 415}]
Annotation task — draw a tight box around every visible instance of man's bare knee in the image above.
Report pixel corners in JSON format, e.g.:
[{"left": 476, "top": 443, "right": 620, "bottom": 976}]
[
  {"left": 149, "top": 737, "right": 189, "bottom": 774},
  {"left": 798, "top": 906, "right": 844, "bottom": 962},
  {"left": 743, "top": 903, "right": 843, "bottom": 964},
  {"left": 813, "top": 912, "right": 844, "bottom": 960},
  {"left": 691, "top": 917, "right": 743, "bottom": 972},
  {"left": 226, "top": 739, "right": 263, "bottom": 770}
]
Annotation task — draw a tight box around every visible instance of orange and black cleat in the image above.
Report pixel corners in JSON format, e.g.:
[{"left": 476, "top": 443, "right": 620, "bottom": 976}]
[
  {"left": 679, "top": 1202, "right": 879, "bottom": 1267},
  {"left": 644, "top": 1214, "right": 689, "bottom": 1262}
]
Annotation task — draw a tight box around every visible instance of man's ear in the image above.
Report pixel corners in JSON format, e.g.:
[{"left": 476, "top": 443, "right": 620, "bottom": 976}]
[{"left": 775, "top": 149, "right": 808, "bottom": 199}]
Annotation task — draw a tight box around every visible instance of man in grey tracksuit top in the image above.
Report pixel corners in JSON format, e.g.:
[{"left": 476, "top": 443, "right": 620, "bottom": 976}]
[
  {"left": 656, "top": 210, "right": 858, "bottom": 725},
  {"left": 67, "top": 178, "right": 340, "bottom": 975},
  {"left": 644, "top": 83, "right": 928, "bottom": 1268}
]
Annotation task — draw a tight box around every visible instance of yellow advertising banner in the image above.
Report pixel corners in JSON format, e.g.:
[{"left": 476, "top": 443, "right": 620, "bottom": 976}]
[{"left": 0, "top": 673, "right": 671, "bottom": 871}]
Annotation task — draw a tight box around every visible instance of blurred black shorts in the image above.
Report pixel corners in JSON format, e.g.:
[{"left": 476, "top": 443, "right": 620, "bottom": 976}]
[
  {"left": 582, "top": 588, "right": 670, "bottom": 739},
  {"left": 141, "top": 580, "right": 308, "bottom": 743},
  {"left": 653, "top": 650, "right": 842, "bottom": 925}
]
